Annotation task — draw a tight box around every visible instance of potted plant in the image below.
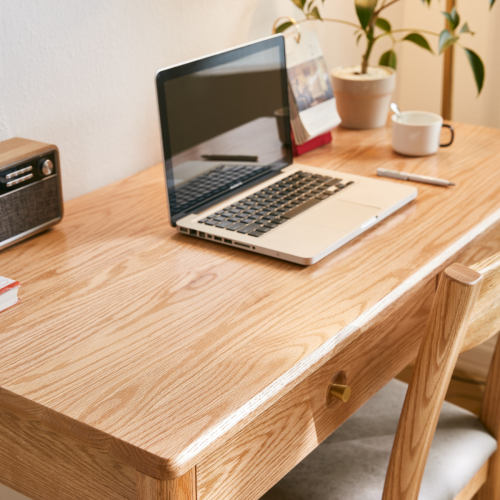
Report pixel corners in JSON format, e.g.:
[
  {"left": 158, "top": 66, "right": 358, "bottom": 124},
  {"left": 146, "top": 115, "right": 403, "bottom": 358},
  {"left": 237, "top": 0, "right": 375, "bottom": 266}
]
[{"left": 275, "top": 0, "right": 495, "bottom": 129}]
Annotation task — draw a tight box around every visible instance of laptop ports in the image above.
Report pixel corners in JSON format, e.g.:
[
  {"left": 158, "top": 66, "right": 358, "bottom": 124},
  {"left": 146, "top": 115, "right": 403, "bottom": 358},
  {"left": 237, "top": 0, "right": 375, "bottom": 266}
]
[{"left": 189, "top": 229, "right": 197, "bottom": 236}]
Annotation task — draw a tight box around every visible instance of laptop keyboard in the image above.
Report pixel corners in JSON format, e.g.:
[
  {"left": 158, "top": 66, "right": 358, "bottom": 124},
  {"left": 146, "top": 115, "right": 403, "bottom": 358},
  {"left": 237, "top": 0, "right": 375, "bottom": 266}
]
[
  {"left": 174, "top": 164, "right": 270, "bottom": 211},
  {"left": 197, "top": 171, "right": 353, "bottom": 237}
]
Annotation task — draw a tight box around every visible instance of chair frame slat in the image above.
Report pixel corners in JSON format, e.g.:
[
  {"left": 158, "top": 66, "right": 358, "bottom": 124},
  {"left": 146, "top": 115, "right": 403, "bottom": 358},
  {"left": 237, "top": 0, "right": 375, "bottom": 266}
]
[{"left": 382, "top": 263, "right": 483, "bottom": 500}]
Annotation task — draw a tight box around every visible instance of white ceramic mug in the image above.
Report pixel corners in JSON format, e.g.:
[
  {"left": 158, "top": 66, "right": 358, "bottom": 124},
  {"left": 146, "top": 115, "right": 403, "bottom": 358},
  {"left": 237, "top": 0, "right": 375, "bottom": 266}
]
[{"left": 392, "top": 111, "right": 454, "bottom": 156}]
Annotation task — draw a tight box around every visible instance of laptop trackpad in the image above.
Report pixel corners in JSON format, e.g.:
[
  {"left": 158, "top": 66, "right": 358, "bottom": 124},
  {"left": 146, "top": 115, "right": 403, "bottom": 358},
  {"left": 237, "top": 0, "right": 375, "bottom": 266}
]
[{"left": 310, "top": 199, "right": 381, "bottom": 232}]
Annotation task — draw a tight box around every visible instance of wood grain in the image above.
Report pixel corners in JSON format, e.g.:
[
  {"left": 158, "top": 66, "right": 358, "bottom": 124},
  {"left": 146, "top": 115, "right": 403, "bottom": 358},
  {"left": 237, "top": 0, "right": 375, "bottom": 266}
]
[
  {"left": 0, "top": 407, "right": 136, "bottom": 500},
  {"left": 453, "top": 461, "right": 488, "bottom": 500},
  {"left": 0, "top": 137, "right": 56, "bottom": 169},
  {"left": 197, "top": 379, "right": 316, "bottom": 500},
  {"left": 461, "top": 251, "right": 500, "bottom": 352},
  {"left": 477, "top": 327, "right": 500, "bottom": 500},
  {"left": 136, "top": 469, "right": 196, "bottom": 500},
  {"left": 382, "top": 263, "right": 483, "bottom": 500},
  {"left": 1, "top": 121, "right": 500, "bottom": 481}
]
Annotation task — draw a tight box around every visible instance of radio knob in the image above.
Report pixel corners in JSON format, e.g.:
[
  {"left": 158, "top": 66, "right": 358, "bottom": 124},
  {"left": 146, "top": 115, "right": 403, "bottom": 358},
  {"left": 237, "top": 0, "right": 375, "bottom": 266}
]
[{"left": 39, "top": 159, "right": 54, "bottom": 176}]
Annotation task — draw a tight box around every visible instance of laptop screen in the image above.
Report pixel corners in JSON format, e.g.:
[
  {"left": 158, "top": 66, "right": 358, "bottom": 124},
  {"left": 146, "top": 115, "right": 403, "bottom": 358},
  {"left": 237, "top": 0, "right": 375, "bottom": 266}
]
[{"left": 156, "top": 36, "right": 292, "bottom": 225}]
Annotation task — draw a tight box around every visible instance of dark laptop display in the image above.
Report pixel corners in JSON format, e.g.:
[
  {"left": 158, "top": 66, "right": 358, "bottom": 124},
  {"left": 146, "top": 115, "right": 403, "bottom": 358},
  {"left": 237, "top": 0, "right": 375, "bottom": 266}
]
[{"left": 156, "top": 37, "right": 292, "bottom": 225}]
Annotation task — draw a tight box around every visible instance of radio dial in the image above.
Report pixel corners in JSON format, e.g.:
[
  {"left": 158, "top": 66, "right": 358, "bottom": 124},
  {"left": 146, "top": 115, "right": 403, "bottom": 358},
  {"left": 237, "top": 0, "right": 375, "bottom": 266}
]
[{"left": 39, "top": 159, "right": 54, "bottom": 176}]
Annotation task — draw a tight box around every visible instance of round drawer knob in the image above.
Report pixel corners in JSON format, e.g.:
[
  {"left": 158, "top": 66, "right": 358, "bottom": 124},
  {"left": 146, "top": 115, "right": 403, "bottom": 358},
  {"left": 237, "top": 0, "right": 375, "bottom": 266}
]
[
  {"left": 329, "top": 383, "right": 351, "bottom": 403},
  {"left": 39, "top": 159, "right": 54, "bottom": 176}
]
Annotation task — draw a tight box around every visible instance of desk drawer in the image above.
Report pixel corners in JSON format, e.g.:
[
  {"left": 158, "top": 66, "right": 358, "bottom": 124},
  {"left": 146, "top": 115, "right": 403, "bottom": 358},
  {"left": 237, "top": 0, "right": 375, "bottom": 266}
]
[
  {"left": 196, "top": 276, "right": 435, "bottom": 500},
  {"left": 307, "top": 276, "right": 435, "bottom": 443}
]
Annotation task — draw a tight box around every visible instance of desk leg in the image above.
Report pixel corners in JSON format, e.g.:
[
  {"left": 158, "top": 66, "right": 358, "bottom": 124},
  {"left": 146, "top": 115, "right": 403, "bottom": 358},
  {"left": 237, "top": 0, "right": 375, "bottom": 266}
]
[{"left": 136, "top": 469, "right": 196, "bottom": 500}]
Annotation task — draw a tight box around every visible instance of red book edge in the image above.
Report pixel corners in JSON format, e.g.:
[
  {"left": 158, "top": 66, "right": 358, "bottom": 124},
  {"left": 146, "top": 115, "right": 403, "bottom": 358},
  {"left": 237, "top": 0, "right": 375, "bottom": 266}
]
[
  {"left": 291, "top": 130, "right": 332, "bottom": 157},
  {"left": 0, "top": 281, "right": 21, "bottom": 295},
  {"left": 0, "top": 281, "right": 21, "bottom": 313}
]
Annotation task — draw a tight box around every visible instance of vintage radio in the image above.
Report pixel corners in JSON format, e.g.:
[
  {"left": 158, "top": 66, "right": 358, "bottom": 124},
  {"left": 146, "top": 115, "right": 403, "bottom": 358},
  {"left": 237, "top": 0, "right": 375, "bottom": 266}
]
[{"left": 0, "top": 137, "right": 63, "bottom": 251}]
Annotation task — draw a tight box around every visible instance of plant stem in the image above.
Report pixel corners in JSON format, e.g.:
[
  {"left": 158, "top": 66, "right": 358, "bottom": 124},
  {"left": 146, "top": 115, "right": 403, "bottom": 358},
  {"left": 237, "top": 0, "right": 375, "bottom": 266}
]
[
  {"left": 389, "top": 28, "right": 440, "bottom": 36},
  {"left": 362, "top": 24, "right": 376, "bottom": 73},
  {"left": 375, "top": 0, "right": 402, "bottom": 15},
  {"left": 297, "top": 17, "right": 361, "bottom": 28},
  {"left": 374, "top": 27, "right": 440, "bottom": 43}
]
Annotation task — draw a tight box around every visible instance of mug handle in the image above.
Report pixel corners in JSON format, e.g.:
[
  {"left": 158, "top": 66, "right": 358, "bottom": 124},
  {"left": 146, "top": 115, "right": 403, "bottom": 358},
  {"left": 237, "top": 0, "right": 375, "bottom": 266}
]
[{"left": 440, "top": 124, "right": 454, "bottom": 147}]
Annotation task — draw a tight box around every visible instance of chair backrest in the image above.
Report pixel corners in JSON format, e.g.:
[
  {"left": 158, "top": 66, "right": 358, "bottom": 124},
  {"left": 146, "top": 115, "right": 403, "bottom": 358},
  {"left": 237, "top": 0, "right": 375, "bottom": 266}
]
[{"left": 382, "top": 251, "right": 500, "bottom": 500}]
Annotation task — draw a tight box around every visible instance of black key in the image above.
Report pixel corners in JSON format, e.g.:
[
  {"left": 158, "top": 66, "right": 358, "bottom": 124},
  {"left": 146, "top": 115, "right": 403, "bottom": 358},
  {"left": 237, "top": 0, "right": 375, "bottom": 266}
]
[
  {"left": 241, "top": 218, "right": 254, "bottom": 223},
  {"left": 323, "top": 178, "right": 343, "bottom": 187},
  {"left": 204, "top": 220, "right": 218, "bottom": 226},
  {"left": 234, "top": 213, "right": 246, "bottom": 219},
  {"left": 344, "top": 181, "right": 355, "bottom": 187},
  {"left": 273, "top": 218, "right": 287, "bottom": 224},
  {"left": 215, "top": 211, "right": 224, "bottom": 215},
  {"left": 228, "top": 217, "right": 240, "bottom": 222},
  {"left": 256, "top": 226, "right": 272, "bottom": 233},
  {"left": 262, "top": 215, "right": 275, "bottom": 221},
  {"left": 236, "top": 204, "right": 247, "bottom": 209},
  {"left": 248, "top": 231, "right": 263, "bottom": 237},
  {"left": 227, "top": 222, "right": 246, "bottom": 231},
  {"left": 214, "top": 216, "right": 226, "bottom": 222},
  {"left": 248, "top": 214, "right": 260, "bottom": 220},
  {"left": 315, "top": 194, "right": 330, "bottom": 200},
  {"left": 216, "top": 221, "right": 233, "bottom": 228},
  {"left": 256, "top": 211, "right": 268, "bottom": 216},
  {"left": 270, "top": 211, "right": 282, "bottom": 216},
  {"left": 237, "top": 223, "right": 263, "bottom": 234},
  {"left": 264, "top": 223, "right": 278, "bottom": 228},
  {"left": 229, "top": 208, "right": 241, "bottom": 214},
  {"left": 198, "top": 219, "right": 208, "bottom": 223},
  {"left": 282, "top": 198, "right": 322, "bottom": 219},
  {"left": 221, "top": 212, "right": 233, "bottom": 217}
]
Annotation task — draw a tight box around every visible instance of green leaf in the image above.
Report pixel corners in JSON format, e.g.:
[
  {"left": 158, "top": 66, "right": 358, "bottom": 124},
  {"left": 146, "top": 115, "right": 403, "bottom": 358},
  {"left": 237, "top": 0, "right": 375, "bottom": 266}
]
[
  {"left": 403, "top": 33, "right": 433, "bottom": 52},
  {"left": 356, "top": 33, "right": 363, "bottom": 45},
  {"left": 463, "top": 47, "right": 485, "bottom": 94},
  {"left": 442, "top": 7, "right": 460, "bottom": 31},
  {"left": 459, "top": 22, "right": 475, "bottom": 35},
  {"left": 275, "top": 21, "right": 294, "bottom": 34},
  {"left": 291, "top": 0, "right": 306, "bottom": 10},
  {"left": 376, "top": 17, "right": 391, "bottom": 32},
  {"left": 379, "top": 50, "right": 397, "bottom": 69},
  {"left": 355, "top": 0, "right": 378, "bottom": 30},
  {"left": 438, "top": 29, "right": 459, "bottom": 54},
  {"left": 490, "top": 0, "right": 496, "bottom": 8},
  {"left": 308, "top": 6, "right": 322, "bottom": 19}
]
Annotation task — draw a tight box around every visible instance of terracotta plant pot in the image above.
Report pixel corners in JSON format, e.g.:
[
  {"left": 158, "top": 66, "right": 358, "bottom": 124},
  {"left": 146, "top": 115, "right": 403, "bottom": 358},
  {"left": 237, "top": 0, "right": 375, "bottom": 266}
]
[{"left": 331, "top": 66, "right": 396, "bottom": 130}]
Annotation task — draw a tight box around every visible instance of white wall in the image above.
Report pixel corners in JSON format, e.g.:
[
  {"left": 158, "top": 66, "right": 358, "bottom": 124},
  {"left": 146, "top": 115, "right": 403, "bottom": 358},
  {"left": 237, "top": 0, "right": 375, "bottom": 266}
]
[
  {"left": 451, "top": 2, "right": 500, "bottom": 128},
  {"left": 397, "top": 0, "right": 444, "bottom": 115},
  {"left": 397, "top": 0, "right": 500, "bottom": 127},
  {"left": 0, "top": 0, "right": 382, "bottom": 203}
]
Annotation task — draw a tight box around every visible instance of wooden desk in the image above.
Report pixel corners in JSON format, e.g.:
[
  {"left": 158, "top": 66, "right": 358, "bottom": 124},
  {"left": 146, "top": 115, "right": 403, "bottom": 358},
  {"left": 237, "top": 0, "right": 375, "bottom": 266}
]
[{"left": 1, "top": 122, "right": 500, "bottom": 500}]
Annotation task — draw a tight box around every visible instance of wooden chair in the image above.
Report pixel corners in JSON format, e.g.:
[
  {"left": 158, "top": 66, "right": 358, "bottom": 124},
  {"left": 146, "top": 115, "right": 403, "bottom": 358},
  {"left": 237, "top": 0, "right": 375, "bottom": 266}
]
[{"left": 262, "top": 252, "right": 500, "bottom": 500}]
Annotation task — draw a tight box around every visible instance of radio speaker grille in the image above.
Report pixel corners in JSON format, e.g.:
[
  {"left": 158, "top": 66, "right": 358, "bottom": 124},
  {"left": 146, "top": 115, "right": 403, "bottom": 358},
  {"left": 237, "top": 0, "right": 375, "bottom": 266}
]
[{"left": 0, "top": 177, "right": 61, "bottom": 243}]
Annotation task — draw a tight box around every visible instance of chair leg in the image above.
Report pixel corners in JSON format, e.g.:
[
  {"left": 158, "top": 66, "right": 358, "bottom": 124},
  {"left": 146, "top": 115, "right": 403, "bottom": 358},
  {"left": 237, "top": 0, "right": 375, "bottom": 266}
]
[
  {"left": 136, "top": 469, "right": 196, "bottom": 500},
  {"left": 453, "top": 461, "right": 488, "bottom": 500},
  {"left": 476, "top": 454, "right": 500, "bottom": 500}
]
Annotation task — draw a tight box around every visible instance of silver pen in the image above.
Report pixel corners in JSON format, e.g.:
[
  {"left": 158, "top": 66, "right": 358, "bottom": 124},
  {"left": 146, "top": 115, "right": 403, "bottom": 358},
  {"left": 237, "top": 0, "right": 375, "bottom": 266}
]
[{"left": 377, "top": 168, "right": 455, "bottom": 187}]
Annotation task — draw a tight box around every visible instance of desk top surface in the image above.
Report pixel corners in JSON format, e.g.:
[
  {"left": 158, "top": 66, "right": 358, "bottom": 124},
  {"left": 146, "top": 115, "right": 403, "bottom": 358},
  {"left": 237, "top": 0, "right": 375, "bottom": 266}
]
[{"left": 1, "top": 122, "right": 500, "bottom": 478}]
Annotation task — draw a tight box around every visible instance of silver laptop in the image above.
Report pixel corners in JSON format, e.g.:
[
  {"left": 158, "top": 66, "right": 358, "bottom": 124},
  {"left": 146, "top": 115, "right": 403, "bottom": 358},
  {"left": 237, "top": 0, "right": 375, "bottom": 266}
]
[{"left": 155, "top": 35, "right": 417, "bottom": 265}]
